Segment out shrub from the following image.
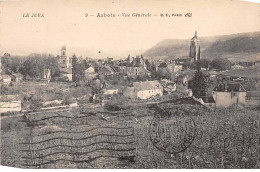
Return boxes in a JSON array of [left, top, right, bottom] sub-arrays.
[[62, 94, 74, 105], [104, 95, 130, 111], [29, 96, 43, 110], [1, 85, 8, 95]]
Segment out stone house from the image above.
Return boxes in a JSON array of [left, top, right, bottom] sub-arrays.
[[212, 83, 246, 108], [126, 66, 150, 77], [98, 66, 115, 76], [84, 66, 97, 80], [133, 80, 163, 99], [60, 68, 73, 81]]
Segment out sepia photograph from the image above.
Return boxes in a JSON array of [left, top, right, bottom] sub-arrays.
[[0, 0, 260, 169]]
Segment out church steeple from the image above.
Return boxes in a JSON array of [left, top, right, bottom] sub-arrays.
[[189, 31, 201, 62]]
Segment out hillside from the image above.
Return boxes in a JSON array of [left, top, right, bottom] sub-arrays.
[[222, 63, 260, 79], [144, 32, 260, 62]]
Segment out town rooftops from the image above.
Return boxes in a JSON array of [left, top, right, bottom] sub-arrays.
[[60, 68, 72, 74], [126, 66, 151, 75], [213, 83, 246, 92], [85, 66, 95, 73], [133, 80, 162, 92], [98, 66, 116, 74], [118, 61, 128, 66]]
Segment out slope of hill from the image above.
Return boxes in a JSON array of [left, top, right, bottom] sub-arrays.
[[223, 63, 260, 79], [144, 32, 260, 62]]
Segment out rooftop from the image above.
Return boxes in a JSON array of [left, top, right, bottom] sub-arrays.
[[213, 83, 246, 92], [201, 96, 215, 103], [133, 80, 162, 92]]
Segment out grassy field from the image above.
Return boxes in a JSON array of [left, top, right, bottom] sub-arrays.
[[1, 98, 260, 169]]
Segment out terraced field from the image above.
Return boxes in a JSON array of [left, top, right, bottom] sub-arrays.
[[1, 99, 260, 169]]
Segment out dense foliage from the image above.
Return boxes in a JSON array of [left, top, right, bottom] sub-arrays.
[[210, 58, 231, 71], [19, 55, 60, 78], [72, 55, 86, 82], [190, 70, 210, 98]]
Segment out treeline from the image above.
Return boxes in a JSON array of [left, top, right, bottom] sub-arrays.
[[180, 58, 232, 71], [1, 53, 60, 78]]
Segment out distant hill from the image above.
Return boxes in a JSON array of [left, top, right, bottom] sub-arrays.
[[144, 32, 260, 62]]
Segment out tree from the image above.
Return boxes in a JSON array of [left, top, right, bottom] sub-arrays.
[[210, 58, 231, 71], [19, 57, 44, 78], [43, 57, 60, 77], [198, 59, 211, 69], [155, 68, 173, 80], [190, 70, 210, 98], [72, 55, 78, 82], [182, 60, 192, 70], [242, 80, 257, 91], [72, 55, 85, 83], [19, 55, 59, 79]]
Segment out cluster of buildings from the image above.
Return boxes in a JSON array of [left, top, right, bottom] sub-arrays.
[[1, 31, 260, 112], [195, 81, 260, 109], [55, 42, 191, 82], [32, 45, 182, 102]]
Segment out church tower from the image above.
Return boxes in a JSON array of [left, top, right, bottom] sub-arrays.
[[60, 46, 71, 68], [189, 31, 201, 62]]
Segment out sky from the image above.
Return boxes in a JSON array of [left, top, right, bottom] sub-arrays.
[[0, 0, 260, 58]]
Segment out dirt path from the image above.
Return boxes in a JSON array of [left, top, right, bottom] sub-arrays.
[[0, 108, 70, 120]]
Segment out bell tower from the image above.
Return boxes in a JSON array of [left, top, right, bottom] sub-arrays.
[[189, 31, 201, 62], [60, 46, 68, 68], [61, 46, 66, 56]]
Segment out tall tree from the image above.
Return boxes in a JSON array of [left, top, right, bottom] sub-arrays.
[[191, 70, 209, 98], [72, 55, 85, 82], [72, 55, 78, 82]]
